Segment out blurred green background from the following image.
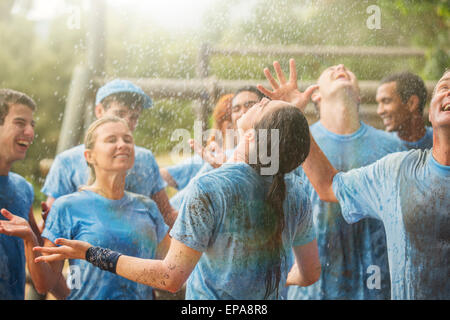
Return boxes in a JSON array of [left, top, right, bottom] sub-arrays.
[[0, 0, 448, 206]]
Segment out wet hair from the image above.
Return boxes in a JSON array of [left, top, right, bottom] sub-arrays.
[[250, 105, 310, 298], [380, 72, 428, 114], [207, 93, 234, 147], [80, 116, 131, 187], [0, 89, 36, 125], [232, 85, 267, 104], [99, 92, 145, 111]]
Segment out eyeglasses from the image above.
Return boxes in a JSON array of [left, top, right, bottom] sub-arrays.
[[231, 100, 259, 113]]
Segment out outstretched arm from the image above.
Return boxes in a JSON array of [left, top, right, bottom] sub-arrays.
[[34, 236, 202, 294], [0, 209, 69, 297], [302, 135, 339, 202]]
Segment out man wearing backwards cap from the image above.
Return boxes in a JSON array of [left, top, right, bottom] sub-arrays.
[[42, 79, 177, 228]]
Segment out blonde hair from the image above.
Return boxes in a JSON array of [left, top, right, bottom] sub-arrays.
[[80, 116, 130, 189]]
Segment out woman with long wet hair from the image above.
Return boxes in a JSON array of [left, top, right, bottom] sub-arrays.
[[34, 98, 321, 299]]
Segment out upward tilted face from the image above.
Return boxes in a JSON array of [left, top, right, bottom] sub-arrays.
[[0, 103, 35, 164], [86, 121, 135, 174], [237, 98, 290, 132], [231, 91, 262, 127], [429, 71, 450, 129], [315, 64, 360, 104]]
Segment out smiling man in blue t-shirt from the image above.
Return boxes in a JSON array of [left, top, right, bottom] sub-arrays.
[[300, 69, 450, 299], [0, 89, 55, 299], [376, 72, 433, 150]]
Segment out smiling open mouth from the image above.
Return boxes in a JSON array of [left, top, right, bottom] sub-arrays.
[[444, 104, 450, 111], [17, 140, 30, 147], [334, 73, 349, 81]]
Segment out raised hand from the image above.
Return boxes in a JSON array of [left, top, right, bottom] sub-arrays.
[[33, 238, 92, 263], [257, 58, 318, 112], [0, 208, 34, 241], [189, 139, 226, 169]]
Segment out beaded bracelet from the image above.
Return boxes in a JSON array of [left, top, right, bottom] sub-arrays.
[[85, 246, 122, 274]]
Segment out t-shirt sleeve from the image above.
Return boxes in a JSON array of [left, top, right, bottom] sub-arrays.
[[41, 155, 75, 198], [332, 152, 403, 224], [292, 192, 316, 247], [41, 199, 73, 244], [169, 181, 216, 252]]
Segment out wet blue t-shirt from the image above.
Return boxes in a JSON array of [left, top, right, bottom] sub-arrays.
[[42, 144, 166, 199], [288, 121, 405, 300], [332, 149, 449, 299], [170, 149, 235, 210], [0, 173, 34, 299], [388, 126, 433, 150], [42, 190, 168, 300], [170, 163, 315, 300]]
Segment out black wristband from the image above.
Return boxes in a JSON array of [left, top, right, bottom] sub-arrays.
[[85, 246, 122, 274]]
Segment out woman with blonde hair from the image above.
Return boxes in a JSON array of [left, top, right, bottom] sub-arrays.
[[1, 116, 170, 299]]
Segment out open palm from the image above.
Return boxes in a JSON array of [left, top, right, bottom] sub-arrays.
[[0, 208, 32, 240], [257, 58, 318, 112]]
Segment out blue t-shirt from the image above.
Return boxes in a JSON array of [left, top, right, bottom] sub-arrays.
[[166, 154, 205, 190], [388, 126, 433, 150], [0, 173, 34, 300], [332, 149, 449, 299], [42, 190, 169, 300], [288, 121, 406, 300], [170, 163, 315, 300], [170, 149, 236, 210], [42, 144, 166, 199]]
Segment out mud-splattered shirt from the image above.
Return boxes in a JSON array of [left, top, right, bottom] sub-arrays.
[[166, 154, 205, 190], [0, 173, 34, 300], [170, 149, 236, 210], [42, 190, 168, 300], [170, 162, 315, 300], [388, 126, 433, 150], [332, 149, 450, 299], [288, 121, 405, 300], [42, 144, 166, 199]]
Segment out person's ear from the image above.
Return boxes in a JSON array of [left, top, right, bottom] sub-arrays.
[[407, 95, 420, 113], [84, 149, 95, 166], [94, 104, 105, 119]]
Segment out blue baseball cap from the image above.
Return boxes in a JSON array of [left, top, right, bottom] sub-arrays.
[[95, 79, 153, 109]]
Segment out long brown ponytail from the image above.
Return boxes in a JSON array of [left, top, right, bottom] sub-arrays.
[[250, 105, 310, 298]]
